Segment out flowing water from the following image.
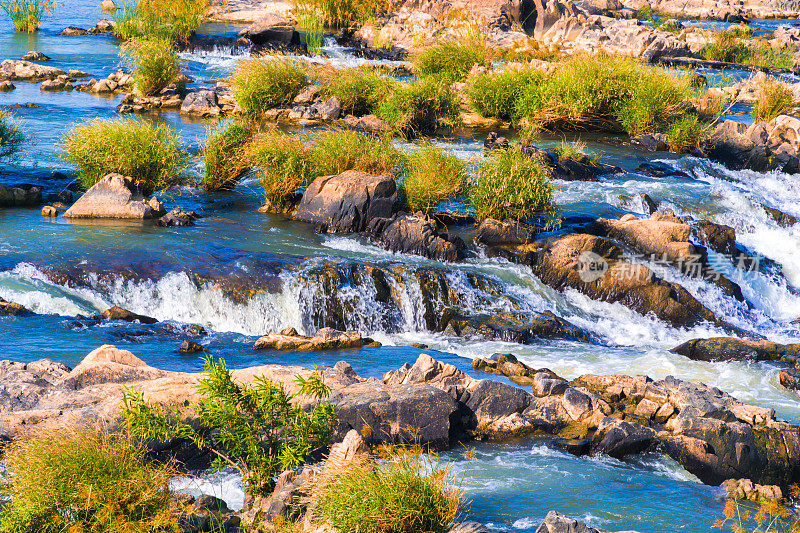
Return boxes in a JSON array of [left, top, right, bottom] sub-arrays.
[[2, 3, 800, 532]]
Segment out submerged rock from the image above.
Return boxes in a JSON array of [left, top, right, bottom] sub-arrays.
[[157, 208, 198, 227], [64, 174, 167, 220], [0, 297, 31, 317], [253, 327, 372, 351], [366, 213, 466, 261], [671, 337, 800, 362], [0, 183, 42, 207]]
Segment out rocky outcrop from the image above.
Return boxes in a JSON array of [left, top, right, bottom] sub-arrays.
[[295, 171, 399, 233], [475, 218, 538, 246], [180, 89, 222, 117], [535, 511, 616, 533], [700, 116, 800, 174], [64, 174, 167, 220], [101, 305, 158, 324], [722, 478, 782, 503], [0, 60, 66, 81], [0, 183, 42, 207], [253, 327, 373, 351], [238, 13, 298, 45], [366, 213, 466, 261], [622, 0, 799, 20], [440, 310, 591, 344], [471, 353, 556, 387], [0, 297, 31, 316], [671, 337, 800, 363], [780, 368, 800, 392]]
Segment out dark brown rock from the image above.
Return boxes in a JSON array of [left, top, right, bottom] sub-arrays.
[[366, 213, 465, 261], [671, 337, 800, 362], [475, 218, 537, 245], [102, 306, 158, 325], [0, 297, 31, 317]]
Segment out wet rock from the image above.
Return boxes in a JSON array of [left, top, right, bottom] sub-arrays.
[[441, 310, 591, 344], [253, 327, 371, 351], [341, 114, 391, 133], [591, 417, 656, 458], [64, 174, 167, 220], [522, 144, 621, 181], [535, 510, 614, 533], [0, 297, 31, 317], [691, 220, 738, 257], [239, 14, 298, 45], [484, 132, 509, 150], [157, 208, 198, 227], [449, 522, 494, 533], [475, 218, 538, 245], [471, 353, 551, 387], [41, 206, 59, 217], [671, 337, 800, 363], [634, 161, 690, 179], [102, 306, 158, 325], [180, 89, 221, 117], [61, 26, 89, 36], [295, 171, 399, 233], [631, 133, 669, 152], [0, 80, 14, 91], [21, 51, 50, 61], [722, 478, 782, 503], [179, 340, 205, 353], [366, 213, 466, 261], [763, 205, 798, 228], [0, 183, 42, 207], [779, 368, 800, 391]]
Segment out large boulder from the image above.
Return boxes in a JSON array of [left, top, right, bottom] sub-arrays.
[[671, 337, 800, 363], [253, 327, 372, 351], [701, 118, 800, 174], [64, 174, 166, 219], [535, 511, 618, 533], [180, 89, 221, 117], [0, 59, 66, 81], [295, 171, 399, 233], [238, 14, 298, 45], [0, 183, 42, 207], [366, 213, 466, 261], [475, 218, 537, 246]]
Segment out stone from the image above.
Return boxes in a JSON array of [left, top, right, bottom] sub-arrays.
[[366, 213, 466, 261], [535, 510, 611, 533], [179, 340, 205, 353], [295, 171, 399, 233], [722, 478, 783, 503], [61, 26, 89, 36], [0, 60, 65, 81], [780, 368, 800, 391], [484, 132, 509, 150], [157, 208, 197, 227], [180, 90, 221, 117], [763, 206, 798, 228], [41, 77, 72, 91], [0, 184, 42, 207], [692, 220, 738, 257], [239, 14, 298, 45], [102, 306, 158, 324], [101, 0, 117, 12], [449, 523, 494, 533], [21, 51, 49, 61], [671, 337, 800, 363], [0, 297, 31, 317], [94, 19, 115, 32], [41, 206, 59, 217], [475, 218, 537, 245], [321, 429, 370, 478], [0, 80, 14, 91], [341, 114, 391, 133], [631, 133, 669, 152], [253, 327, 371, 351], [64, 174, 167, 220]]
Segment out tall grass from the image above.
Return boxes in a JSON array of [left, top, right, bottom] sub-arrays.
[[296, 7, 325, 55], [700, 31, 795, 69], [667, 114, 705, 153], [413, 40, 488, 83], [322, 68, 398, 116], [0, 428, 178, 533], [752, 77, 795, 122], [114, 0, 206, 42], [232, 58, 308, 115], [468, 68, 544, 122], [403, 142, 465, 213], [614, 68, 690, 135], [377, 78, 460, 138], [61, 118, 184, 194], [309, 129, 405, 177], [0, 111, 24, 159], [121, 37, 180, 96], [204, 121, 252, 191], [291, 0, 390, 29], [0, 0, 54, 32], [469, 148, 556, 223], [249, 131, 311, 209]]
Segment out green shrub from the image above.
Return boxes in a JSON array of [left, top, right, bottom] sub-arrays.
[[0, 111, 24, 159], [377, 78, 460, 138], [114, 0, 206, 42], [313, 444, 461, 533], [232, 58, 308, 115], [657, 19, 682, 33], [122, 37, 180, 96], [614, 67, 690, 135], [61, 118, 183, 194], [699, 31, 749, 63], [468, 68, 544, 121], [667, 114, 704, 153], [292, 0, 389, 28], [309, 129, 405, 177], [413, 41, 488, 83], [322, 68, 398, 116], [248, 131, 311, 209], [296, 6, 324, 55], [124, 356, 335, 496], [204, 121, 252, 191], [0, 428, 178, 533], [469, 148, 556, 223], [403, 142, 465, 213], [752, 77, 795, 122], [0, 0, 54, 32]]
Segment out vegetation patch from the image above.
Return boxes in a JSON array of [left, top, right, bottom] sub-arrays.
[[204, 121, 253, 191], [699, 30, 795, 70], [248, 130, 311, 210], [232, 58, 308, 115], [468, 68, 544, 122], [0, 0, 54, 32], [0, 428, 178, 533], [291, 0, 390, 29], [752, 77, 795, 122], [403, 142, 465, 213], [322, 67, 398, 117], [0, 111, 24, 159], [309, 129, 406, 177], [296, 6, 324, 55], [61, 118, 183, 194], [667, 114, 705, 153], [413, 40, 488, 83], [121, 37, 180, 96], [114, 0, 207, 42], [377, 78, 460, 138]]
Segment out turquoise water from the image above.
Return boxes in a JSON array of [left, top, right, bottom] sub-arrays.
[[2, 3, 800, 532]]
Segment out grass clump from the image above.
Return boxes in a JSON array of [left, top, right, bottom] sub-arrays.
[[699, 31, 795, 70], [377, 78, 460, 138], [313, 444, 461, 533], [413, 41, 488, 83], [322, 68, 398, 116], [0, 0, 54, 32], [248, 131, 311, 209], [403, 142, 465, 213], [0, 428, 178, 533], [0, 111, 24, 159], [296, 7, 324, 55], [468, 68, 544, 122], [469, 148, 556, 223], [124, 355, 335, 495], [752, 77, 795, 122], [614, 67, 690, 135], [309, 129, 405, 177], [292, 0, 390, 28], [60, 118, 183, 194], [667, 114, 705, 153], [204, 121, 253, 191], [232, 58, 308, 115], [114, 0, 206, 42], [121, 37, 180, 96]]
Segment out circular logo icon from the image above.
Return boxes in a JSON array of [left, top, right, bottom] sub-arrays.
[[577, 251, 609, 283]]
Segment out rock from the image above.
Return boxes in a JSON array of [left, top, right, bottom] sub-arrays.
[[475, 218, 538, 245], [41, 77, 73, 91], [631, 133, 669, 152], [61, 26, 89, 36], [722, 478, 783, 502], [484, 132, 509, 150], [295, 171, 399, 233], [0, 184, 42, 207], [21, 51, 49, 61], [671, 337, 800, 363], [253, 327, 371, 351], [341, 114, 391, 133], [101, 0, 117, 12], [321, 429, 370, 478], [779, 368, 800, 391], [449, 523, 494, 533], [471, 354, 549, 387], [535, 511, 612, 533], [0, 80, 14, 91], [0, 297, 31, 317], [180, 90, 221, 117], [701, 117, 800, 174], [293, 85, 321, 105], [41, 206, 59, 217], [102, 306, 158, 325], [522, 144, 620, 181], [763, 206, 798, 228], [591, 417, 656, 458], [94, 19, 115, 32], [366, 213, 466, 261], [157, 208, 197, 227], [64, 174, 167, 220], [0, 60, 66, 81], [297, 96, 341, 121], [68, 69, 90, 78], [692, 220, 738, 257], [239, 14, 298, 45], [440, 310, 591, 344], [179, 340, 205, 353]]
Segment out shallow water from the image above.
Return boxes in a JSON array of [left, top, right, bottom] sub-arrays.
[[1, 4, 800, 532]]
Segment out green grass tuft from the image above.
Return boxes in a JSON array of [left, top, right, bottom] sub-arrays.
[[248, 130, 311, 209], [752, 77, 795, 122], [322, 68, 399, 117], [204, 121, 253, 191], [113, 0, 206, 42], [232, 58, 308, 115], [403, 142, 465, 213], [291, 0, 390, 29], [121, 37, 180, 96], [413, 40, 488, 83], [0, 0, 54, 32], [309, 129, 405, 177], [667, 114, 704, 153], [377, 78, 460, 139], [468, 68, 544, 122], [60, 117, 184, 194], [0, 111, 24, 159]]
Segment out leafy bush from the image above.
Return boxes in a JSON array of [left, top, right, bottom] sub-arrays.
[[204, 121, 252, 191], [469, 148, 556, 223], [667, 114, 704, 153], [0, 111, 24, 159], [322, 68, 398, 116], [0, 428, 177, 533], [291, 0, 389, 28], [377, 78, 460, 138], [309, 129, 405, 177], [468, 68, 544, 121], [248, 131, 311, 209], [413, 41, 488, 83], [313, 444, 461, 533], [752, 77, 795, 122], [699, 30, 750, 63], [114, 0, 206, 42], [613, 67, 690, 135], [61, 118, 183, 194], [403, 142, 465, 213], [121, 37, 180, 96], [0, 0, 54, 32], [124, 356, 335, 495], [232, 58, 308, 115]]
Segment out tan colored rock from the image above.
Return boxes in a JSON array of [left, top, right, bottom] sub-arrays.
[[64, 174, 167, 220], [253, 327, 370, 351]]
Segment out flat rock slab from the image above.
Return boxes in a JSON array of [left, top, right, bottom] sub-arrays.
[[64, 174, 166, 220], [253, 327, 370, 351]]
